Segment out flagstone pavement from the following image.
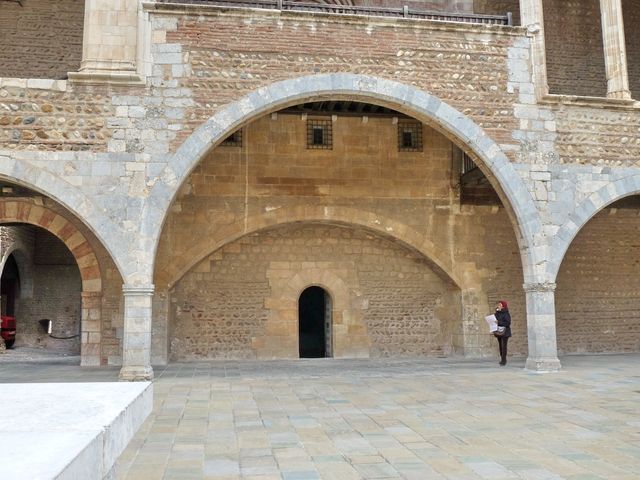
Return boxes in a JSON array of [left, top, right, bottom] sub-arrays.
[[1, 354, 639, 479]]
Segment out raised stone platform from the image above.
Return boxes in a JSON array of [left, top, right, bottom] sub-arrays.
[[0, 382, 152, 480]]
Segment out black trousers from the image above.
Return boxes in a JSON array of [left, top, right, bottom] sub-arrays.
[[496, 336, 509, 363]]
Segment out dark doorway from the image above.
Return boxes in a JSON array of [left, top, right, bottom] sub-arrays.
[[1, 254, 20, 316], [298, 286, 332, 358]]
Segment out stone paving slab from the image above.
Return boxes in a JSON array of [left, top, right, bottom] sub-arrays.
[[2, 354, 639, 479], [0, 382, 152, 480]]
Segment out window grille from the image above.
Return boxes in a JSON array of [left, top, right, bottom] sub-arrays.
[[221, 129, 242, 147], [398, 121, 423, 152], [307, 119, 332, 149]]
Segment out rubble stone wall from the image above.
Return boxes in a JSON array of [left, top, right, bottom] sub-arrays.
[[556, 206, 640, 354]]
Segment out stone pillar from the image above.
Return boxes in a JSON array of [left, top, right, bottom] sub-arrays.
[[599, 0, 631, 99], [519, 0, 549, 98], [80, 291, 103, 367], [524, 282, 561, 372], [68, 0, 142, 84], [119, 285, 154, 381]]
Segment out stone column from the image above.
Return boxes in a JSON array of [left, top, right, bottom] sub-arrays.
[[119, 285, 154, 381], [80, 291, 102, 367], [599, 0, 631, 99], [524, 282, 561, 372], [68, 0, 142, 84], [519, 0, 549, 98]]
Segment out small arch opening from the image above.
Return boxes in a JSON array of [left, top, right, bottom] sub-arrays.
[[298, 286, 332, 358]]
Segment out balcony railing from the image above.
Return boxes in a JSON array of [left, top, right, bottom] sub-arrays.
[[156, 0, 513, 26]]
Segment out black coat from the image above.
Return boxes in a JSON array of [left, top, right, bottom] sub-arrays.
[[495, 309, 512, 338]]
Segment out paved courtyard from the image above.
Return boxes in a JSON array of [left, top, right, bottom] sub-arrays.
[[1, 354, 639, 479]]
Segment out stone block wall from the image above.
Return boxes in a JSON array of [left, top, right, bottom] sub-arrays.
[[556, 205, 640, 354], [543, 0, 607, 97], [170, 223, 460, 360], [0, 0, 84, 80]]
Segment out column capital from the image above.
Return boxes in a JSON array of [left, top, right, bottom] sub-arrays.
[[523, 282, 557, 293], [123, 284, 155, 296]]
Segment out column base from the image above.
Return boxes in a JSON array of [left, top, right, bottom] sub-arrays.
[[119, 365, 154, 382], [525, 356, 561, 373]]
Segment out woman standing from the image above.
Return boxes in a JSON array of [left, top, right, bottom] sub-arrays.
[[495, 300, 512, 366]]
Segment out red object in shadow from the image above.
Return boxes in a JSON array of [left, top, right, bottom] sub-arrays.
[[1, 315, 16, 348]]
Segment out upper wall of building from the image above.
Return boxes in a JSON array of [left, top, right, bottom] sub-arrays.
[[0, 0, 84, 80], [543, 0, 607, 97]]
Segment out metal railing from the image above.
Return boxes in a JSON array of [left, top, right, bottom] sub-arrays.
[[156, 0, 513, 26]]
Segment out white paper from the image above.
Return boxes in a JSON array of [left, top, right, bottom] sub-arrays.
[[485, 314, 498, 333]]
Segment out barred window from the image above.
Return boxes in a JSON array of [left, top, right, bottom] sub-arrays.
[[398, 121, 423, 152], [221, 130, 242, 147], [307, 119, 332, 149]]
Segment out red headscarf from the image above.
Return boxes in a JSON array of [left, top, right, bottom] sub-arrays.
[[499, 300, 508, 310]]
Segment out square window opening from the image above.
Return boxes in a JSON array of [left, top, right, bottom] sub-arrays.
[[307, 119, 332, 149], [398, 121, 423, 152]]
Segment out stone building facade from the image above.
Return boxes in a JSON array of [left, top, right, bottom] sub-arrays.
[[0, 0, 638, 379]]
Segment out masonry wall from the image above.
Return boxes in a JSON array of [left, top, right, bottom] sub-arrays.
[[623, 0, 640, 100], [170, 224, 460, 360], [556, 206, 640, 354], [0, 0, 84, 80], [156, 113, 528, 361], [543, 0, 607, 97]]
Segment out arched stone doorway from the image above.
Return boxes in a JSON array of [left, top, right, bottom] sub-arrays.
[[0, 196, 123, 366], [0, 227, 82, 354], [149, 73, 548, 370], [298, 286, 332, 358], [555, 195, 640, 354]]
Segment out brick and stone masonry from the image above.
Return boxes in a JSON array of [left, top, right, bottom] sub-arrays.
[[0, 0, 639, 378]]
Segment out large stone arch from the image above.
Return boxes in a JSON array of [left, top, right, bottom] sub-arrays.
[[148, 73, 543, 283], [156, 205, 465, 290], [0, 161, 129, 282], [0, 200, 105, 365], [549, 175, 640, 281]]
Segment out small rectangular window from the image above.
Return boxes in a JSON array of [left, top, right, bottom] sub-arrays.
[[307, 119, 332, 149], [221, 130, 242, 147], [398, 121, 423, 152]]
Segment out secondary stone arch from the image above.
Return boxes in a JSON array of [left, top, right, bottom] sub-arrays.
[[0, 201, 101, 292], [157, 205, 465, 291], [149, 73, 543, 282], [0, 200, 107, 365], [549, 175, 640, 281]]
